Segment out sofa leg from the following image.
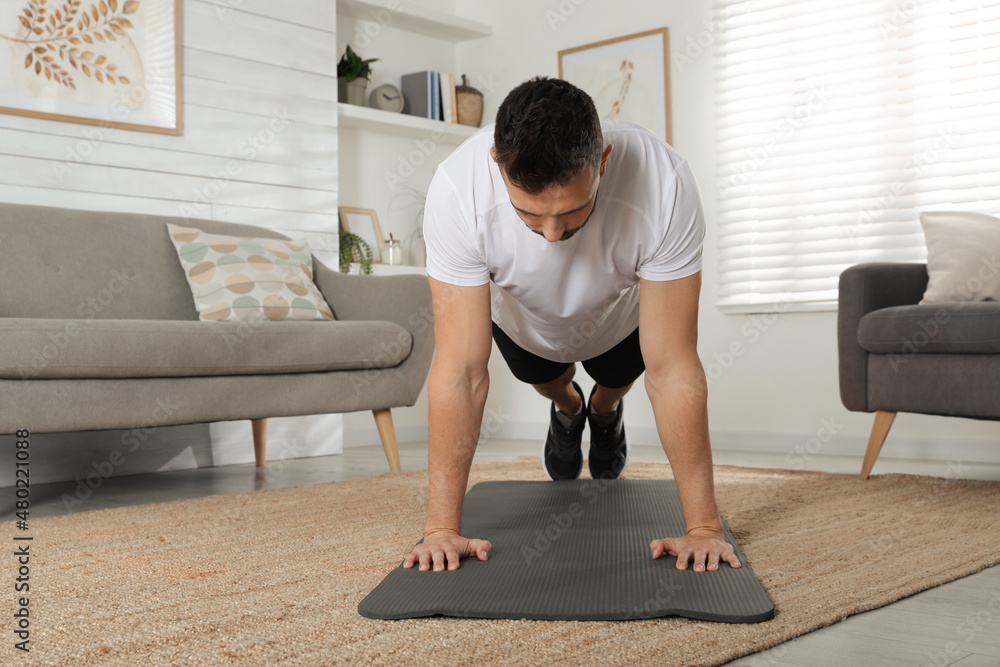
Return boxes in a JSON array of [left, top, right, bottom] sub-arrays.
[[252, 418, 267, 468], [372, 409, 402, 473], [860, 411, 896, 480]]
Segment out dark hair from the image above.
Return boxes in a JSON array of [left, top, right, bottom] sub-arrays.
[[493, 76, 604, 194]]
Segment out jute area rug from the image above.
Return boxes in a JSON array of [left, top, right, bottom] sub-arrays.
[[10, 456, 1000, 666]]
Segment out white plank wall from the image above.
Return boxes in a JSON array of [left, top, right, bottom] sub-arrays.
[[0, 0, 339, 243], [0, 0, 344, 485]]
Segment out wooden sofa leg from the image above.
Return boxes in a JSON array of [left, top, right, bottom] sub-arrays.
[[252, 418, 267, 467], [860, 411, 896, 480], [373, 408, 402, 473]]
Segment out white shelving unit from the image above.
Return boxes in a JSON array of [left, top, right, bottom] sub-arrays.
[[337, 0, 491, 42], [335, 0, 491, 267], [337, 102, 478, 142]]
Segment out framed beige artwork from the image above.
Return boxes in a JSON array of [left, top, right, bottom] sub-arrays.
[[558, 27, 671, 144], [0, 0, 183, 134]]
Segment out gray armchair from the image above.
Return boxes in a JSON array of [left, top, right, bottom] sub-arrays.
[[838, 263, 1000, 478]]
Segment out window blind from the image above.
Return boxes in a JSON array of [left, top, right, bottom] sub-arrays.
[[713, 0, 1000, 312]]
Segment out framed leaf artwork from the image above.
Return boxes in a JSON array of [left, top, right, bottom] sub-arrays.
[[0, 0, 183, 135], [558, 28, 671, 144]]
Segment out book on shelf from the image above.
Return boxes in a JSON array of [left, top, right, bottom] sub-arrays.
[[401, 70, 460, 123], [431, 71, 441, 121], [401, 71, 433, 119], [442, 73, 458, 123]]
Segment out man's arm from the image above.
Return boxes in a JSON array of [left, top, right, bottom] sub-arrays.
[[639, 272, 740, 572], [402, 277, 494, 572]]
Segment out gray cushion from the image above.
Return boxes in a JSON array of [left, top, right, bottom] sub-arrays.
[[858, 303, 1000, 354], [868, 354, 1000, 419], [0, 319, 411, 380]]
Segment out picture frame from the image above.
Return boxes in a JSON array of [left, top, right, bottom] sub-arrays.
[[558, 27, 671, 144], [0, 0, 183, 135], [339, 207, 384, 263]]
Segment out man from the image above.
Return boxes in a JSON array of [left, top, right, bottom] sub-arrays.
[[403, 77, 740, 575]]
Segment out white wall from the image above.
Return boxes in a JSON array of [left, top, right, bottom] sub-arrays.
[[336, 0, 490, 447], [0, 0, 344, 485], [441, 0, 999, 469]]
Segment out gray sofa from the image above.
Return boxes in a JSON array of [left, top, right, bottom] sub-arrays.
[[838, 263, 1000, 478], [0, 203, 434, 473]]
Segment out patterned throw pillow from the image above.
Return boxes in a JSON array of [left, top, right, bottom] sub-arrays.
[[166, 224, 335, 322]]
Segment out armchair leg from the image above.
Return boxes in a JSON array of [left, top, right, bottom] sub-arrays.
[[252, 418, 267, 467], [860, 411, 896, 480], [373, 408, 402, 473]]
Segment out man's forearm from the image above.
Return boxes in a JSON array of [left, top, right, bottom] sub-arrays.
[[424, 365, 489, 536], [645, 362, 723, 534]]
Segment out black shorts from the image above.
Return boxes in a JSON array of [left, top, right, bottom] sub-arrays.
[[491, 322, 645, 388]]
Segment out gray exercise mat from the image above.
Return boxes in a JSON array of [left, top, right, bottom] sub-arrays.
[[358, 479, 774, 623]]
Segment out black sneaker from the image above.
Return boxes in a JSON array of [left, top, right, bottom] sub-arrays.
[[587, 385, 629, 480], [542, 380, 587, 480]]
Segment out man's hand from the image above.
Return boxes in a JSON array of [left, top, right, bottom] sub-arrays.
[[650, 528, 741, 572], [402, 529, 492, 572]]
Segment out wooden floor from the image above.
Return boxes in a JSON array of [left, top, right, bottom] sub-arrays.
[[5, 438, 1000, 666]]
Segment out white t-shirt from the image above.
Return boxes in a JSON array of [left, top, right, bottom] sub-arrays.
[[424, 120, 705, 363]]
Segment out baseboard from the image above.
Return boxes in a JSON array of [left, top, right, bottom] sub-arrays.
[[710, 429, 1000, 466], [343, 420, 1000, 467], [0, 414, 344, 487]]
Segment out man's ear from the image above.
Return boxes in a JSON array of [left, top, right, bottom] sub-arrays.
[[490, 147, 497, 162], [599, 144, 614, 177]]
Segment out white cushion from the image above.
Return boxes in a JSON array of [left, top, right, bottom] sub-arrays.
[[919, 211, 1000, 304], [166, 224, 335, 322]]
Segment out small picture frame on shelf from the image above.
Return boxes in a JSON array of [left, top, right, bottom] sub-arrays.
[[339, 207, 384, 263]]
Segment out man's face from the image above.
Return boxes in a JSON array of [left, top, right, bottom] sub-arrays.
[[492, 144, 613, 243]]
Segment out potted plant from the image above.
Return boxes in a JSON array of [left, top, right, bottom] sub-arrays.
[[337, 45, 379, 106], [340, 231, 374, 275]]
